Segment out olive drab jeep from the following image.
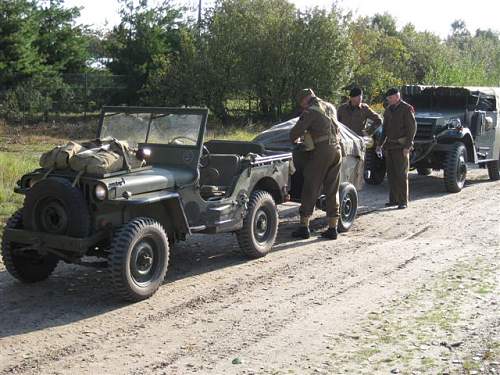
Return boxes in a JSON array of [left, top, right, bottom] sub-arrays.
[[1, 107, 294, 301], [364, 85, 500, 191]]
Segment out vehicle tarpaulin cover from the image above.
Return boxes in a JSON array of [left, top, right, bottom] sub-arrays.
[[253, 117, 366, 189]]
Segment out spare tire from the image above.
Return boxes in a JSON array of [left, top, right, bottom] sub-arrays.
[[23, 178, 91, 238]]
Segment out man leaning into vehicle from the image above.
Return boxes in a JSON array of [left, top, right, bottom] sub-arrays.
[[290, 89, 343, 240]]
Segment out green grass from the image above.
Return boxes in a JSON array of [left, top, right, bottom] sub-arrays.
[[0, 151, 40, 223]]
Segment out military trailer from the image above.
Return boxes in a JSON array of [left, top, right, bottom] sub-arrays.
[[2, 107, 296, 301], [364, 85, 500, 192]]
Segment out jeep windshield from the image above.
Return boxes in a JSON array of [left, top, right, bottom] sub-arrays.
[[99, 107, 207, 148]]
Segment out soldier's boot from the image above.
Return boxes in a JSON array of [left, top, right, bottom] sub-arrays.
[[292, 216, 311, 239], [321, 217, 338, 240]]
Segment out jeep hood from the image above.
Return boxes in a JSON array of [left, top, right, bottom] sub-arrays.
[[103, 166, 195, 199]]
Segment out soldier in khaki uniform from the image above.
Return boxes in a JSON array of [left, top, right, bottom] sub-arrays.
[[337, 87, 382, 136], [377, 88, 417, 209], [290, 89, 343, 240]]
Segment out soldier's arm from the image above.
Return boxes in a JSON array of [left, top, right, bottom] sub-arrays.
[[289, 111, 312, 143], [365, 105, 382, 127], [403, 107, 417, 149], [377, 111, 388, 147], [337, 106, 344, 123]]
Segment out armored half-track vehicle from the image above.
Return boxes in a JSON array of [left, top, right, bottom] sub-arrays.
[[364, 85, 500, 192], [2, 107, 294, 301]]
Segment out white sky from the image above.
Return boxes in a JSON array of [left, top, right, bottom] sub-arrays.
[[67, 0, 499, 38]]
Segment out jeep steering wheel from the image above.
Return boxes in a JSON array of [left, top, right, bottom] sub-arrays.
[[200, 145, 210, 168], [169, 136, 198, 145]]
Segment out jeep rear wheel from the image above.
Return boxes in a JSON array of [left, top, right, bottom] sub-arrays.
[[237, 190, 278, 259], [338, 183, 358, 233], [444, 142, 467, 193], [364, 150, 386, 185], [109, 218, 169, 301], [1, 210, 59, 283], [487, 154, 500, 181]]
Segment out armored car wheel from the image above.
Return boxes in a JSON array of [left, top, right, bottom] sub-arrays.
[[109, 217, 169, 301], [487, 154, 500, 181], [444, 142, 467, 193], [237, 190, 278, 259], [1, 210, 59, 283], [338, 183, 358, 233], [364, 150, 386, 185]]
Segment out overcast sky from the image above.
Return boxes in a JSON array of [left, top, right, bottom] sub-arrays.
[[66, 0, 499, 38]]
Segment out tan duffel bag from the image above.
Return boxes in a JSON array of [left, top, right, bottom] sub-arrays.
[[40, 141, 85, 169], [69, 147, 124, 175]]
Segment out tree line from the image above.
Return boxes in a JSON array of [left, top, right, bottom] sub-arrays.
[[1, 0, 499, 123]]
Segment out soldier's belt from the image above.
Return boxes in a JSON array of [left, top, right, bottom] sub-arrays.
[[387, 137, 407, 145]]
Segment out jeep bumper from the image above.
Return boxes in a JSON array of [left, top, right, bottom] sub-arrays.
[[3, 228, 110, 255]]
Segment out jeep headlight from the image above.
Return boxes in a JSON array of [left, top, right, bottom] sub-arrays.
[[446, 118, 462, 129], [94, 184, 107, 200]]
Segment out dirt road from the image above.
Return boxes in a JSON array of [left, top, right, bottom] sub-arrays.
[[1, 169, 499, 375]]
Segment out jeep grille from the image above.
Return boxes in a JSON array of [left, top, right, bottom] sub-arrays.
[[415, 122, 434, 140]]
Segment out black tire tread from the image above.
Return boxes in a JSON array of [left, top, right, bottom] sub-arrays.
[[109, 217, 169, 302], [236, 190, 278, 259], [444, 142, 467, 193], [487, 157, 500, 181], [1, 209, 59, 282]]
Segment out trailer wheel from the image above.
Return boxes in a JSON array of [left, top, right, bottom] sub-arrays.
[[338, 183, 358, 233], [237, 190, 278, 259], [487, 154, 499, 181], [444, 142, 467, 193], [109, 217, 169, 301], [364, 149, 386, 185], [1, 210, 59, 283]]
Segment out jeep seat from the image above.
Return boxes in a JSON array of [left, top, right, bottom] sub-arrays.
[[204, 140, 265, 156], [199, 154, 242, 199]]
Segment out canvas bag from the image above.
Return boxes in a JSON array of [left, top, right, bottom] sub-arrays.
[[39, 141, 85, 169], [69, 146, 124, 175]]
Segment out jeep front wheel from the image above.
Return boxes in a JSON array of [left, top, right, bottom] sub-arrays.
[[237, 190, 278, 259], [1, 210, 59, 283], [444, 142, 467, 193], [109, 218, 169, 301]]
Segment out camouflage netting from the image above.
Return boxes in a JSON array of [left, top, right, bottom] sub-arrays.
[[40, 138, 145, 175]]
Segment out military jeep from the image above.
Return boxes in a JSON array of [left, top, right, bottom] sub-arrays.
[[1, 107, 293, 301], [364, 85, 500, 192]]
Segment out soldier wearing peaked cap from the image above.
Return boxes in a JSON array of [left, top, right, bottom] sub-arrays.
[[290, 89, 343, 240], [377, 87, 417, 209]]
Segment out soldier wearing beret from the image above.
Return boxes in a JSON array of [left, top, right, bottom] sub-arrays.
[[290, 89, 343, 240], [377, 88, 417, 209], [337, 87, 382, 136]]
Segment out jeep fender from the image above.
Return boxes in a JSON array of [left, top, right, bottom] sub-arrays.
[[436, 128, 477, 163], [113, 191, 191, 237]]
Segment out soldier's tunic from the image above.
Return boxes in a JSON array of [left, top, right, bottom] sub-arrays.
[[337, 102, 382, 136], [289, 97, 342, 219], [381, 100, 417, 205]]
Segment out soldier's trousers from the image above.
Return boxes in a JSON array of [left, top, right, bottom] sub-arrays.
[[300, 143, 342, 219], [384, 148, 410, 204]]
